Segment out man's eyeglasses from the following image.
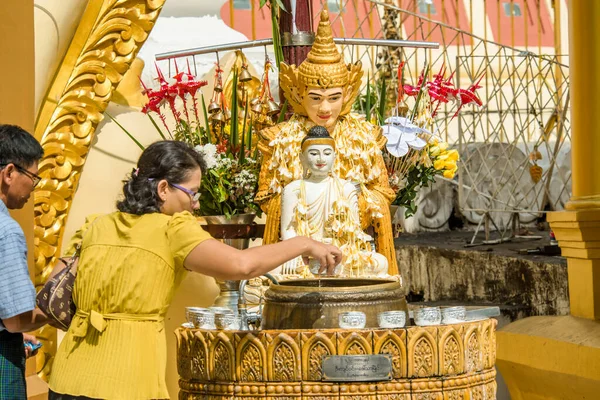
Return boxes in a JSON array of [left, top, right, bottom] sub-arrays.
[[169, 182, 201, 203], [0, 163, 41, 187]]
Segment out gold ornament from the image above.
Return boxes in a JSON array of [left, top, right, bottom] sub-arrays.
[[266, 99, 280, 115], [239, 65, 253, 83], [529, 164, 543, 183], [250, 56, 278, 131], [529, 149, 543, 161], [176, 320, 497, 398], [298, 10, 348, 88], [279, 9, 363, 117], [223, 51, 261, 117], [211, 111, 226, 123], [208, 101, 221, 114], [251, 99, 263, 114], [300, 137, 336, 151]]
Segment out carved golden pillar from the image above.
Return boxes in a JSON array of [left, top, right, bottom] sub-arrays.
[[32, 0, 166, 381], [498, 2, 600, 398], [547, 0, 600, 320]]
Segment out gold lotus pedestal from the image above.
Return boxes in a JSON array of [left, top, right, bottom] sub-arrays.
[[175, 318, 497, 399]]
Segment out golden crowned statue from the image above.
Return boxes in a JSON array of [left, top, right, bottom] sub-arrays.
[[256, 9, 398, 275]]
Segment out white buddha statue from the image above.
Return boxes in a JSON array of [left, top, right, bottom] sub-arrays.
[[279, 126, 389, 278]]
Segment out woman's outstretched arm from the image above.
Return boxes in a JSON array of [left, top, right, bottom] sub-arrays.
[[184, 236, 341, 280]]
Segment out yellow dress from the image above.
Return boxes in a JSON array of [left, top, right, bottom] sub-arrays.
[[49, 211, 212, 399]]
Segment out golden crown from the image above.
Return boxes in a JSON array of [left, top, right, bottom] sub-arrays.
[[279, 10, 363, 116], [298, 10, 348, 88]]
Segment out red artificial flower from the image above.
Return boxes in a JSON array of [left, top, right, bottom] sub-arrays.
[[216, 139, 229, 154], [397, 62, 406, 103], [452, 74, 484, 118], [141, 96, 163, 115]]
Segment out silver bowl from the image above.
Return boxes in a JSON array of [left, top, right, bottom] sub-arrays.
[[185, 307, 209, 322], [338, 311, 367, 329], [185, 307, 210, 324], [189, 311, 215, 329], [215, 313, 241, 330], [414, 307, 442, 326], [442, 306, 467, 324], [210, 306, 235, 316], [377, 310, 406, 328], [308, 259, 342, 276]]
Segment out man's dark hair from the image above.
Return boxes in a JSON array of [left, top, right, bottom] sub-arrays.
[[117, 140, 207, 215], [0, 124, 44, 167]]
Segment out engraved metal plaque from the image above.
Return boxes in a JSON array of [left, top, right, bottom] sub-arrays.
[[321, 355, 393, 382]]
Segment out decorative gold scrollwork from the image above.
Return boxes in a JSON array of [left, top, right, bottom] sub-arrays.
[[34, 0, 165, 287]]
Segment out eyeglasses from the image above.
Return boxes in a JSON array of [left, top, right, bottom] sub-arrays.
[[0, 163, 41, 187], [169, 182, 201, 203]]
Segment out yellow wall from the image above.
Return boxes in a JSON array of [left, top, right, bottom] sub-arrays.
[[33, 0, 87, 115]]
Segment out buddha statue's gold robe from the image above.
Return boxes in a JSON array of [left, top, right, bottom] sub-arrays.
[[256, 113, 399, 275]]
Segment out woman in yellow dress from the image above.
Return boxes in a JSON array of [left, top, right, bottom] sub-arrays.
[[47, 140, 341, 400]]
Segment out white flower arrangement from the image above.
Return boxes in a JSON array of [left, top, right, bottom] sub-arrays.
[[194, 144, 219, 169]]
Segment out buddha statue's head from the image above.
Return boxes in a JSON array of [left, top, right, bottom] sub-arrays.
[[280, 10, 363, 131], [300, 125, 336, 178]]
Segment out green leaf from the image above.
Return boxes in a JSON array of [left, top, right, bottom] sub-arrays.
[[240, 92, 250, 163], [270, 5, 284, 67], [374, 109, 383, 127], [105, 112, 145, 150], [410, 63, 430, 122], [147, 114, 167, 140], [273, 0, 287, 12], [218, 186, 227, 202], [177, 119, 193, 144], [247, 121, 253, 154], [229, 68, 239, 153], [378, 78, 387, 124], [365, 73, 371, 121], [201, 93, 212, 144], [277, 100, 288, 123]]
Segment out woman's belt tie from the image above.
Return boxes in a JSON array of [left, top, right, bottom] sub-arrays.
[[71, 309, 164, 337]]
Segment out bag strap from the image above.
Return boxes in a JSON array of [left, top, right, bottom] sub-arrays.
[[70, 242, 83, 259], [66, 216, 101, 260]]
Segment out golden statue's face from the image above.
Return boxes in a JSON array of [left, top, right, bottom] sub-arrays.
[[302, 87, 344, 131]]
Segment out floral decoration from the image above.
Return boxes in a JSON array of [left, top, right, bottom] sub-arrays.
[[119, 59, 267, 218], [379, 63, 483, 217]]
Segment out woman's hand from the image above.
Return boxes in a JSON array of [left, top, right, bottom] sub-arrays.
[[301, 238, 343, 275]]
